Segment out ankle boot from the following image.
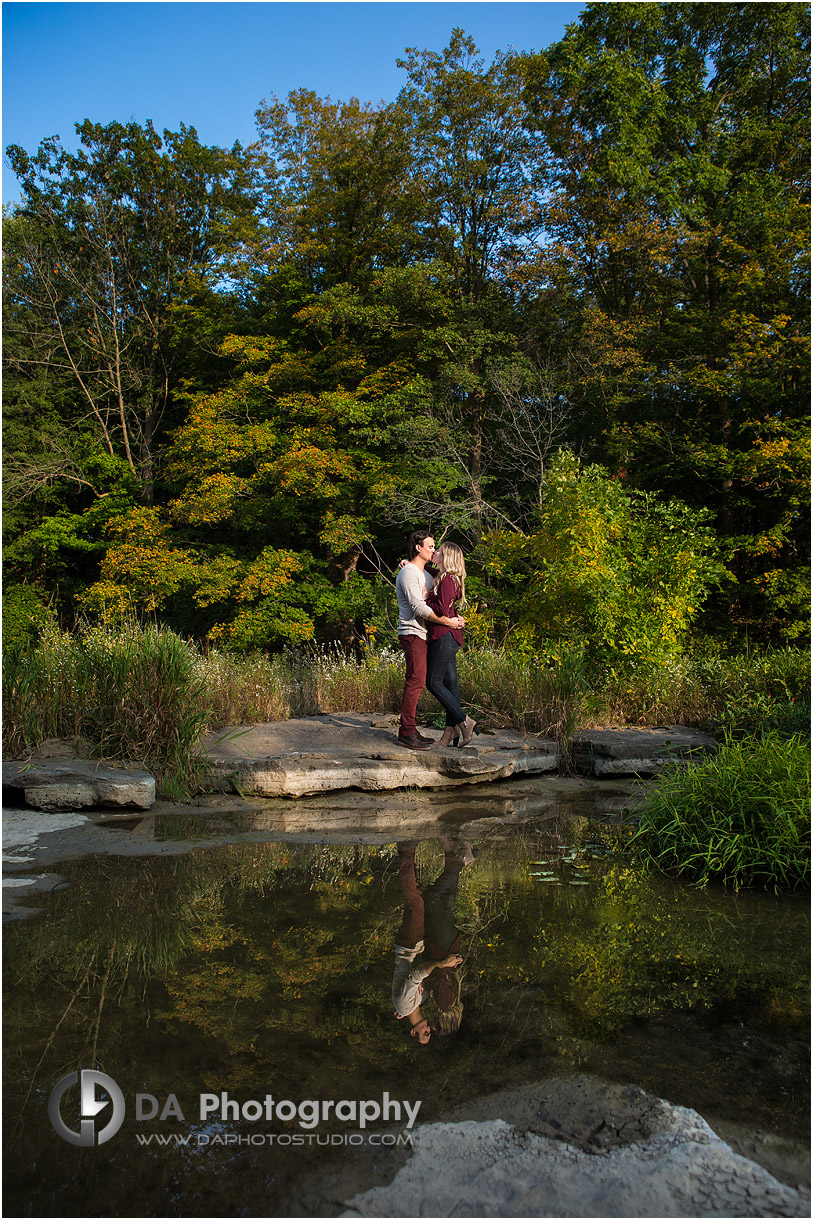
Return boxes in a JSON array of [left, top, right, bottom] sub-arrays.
[[458, 716, 482, 747]]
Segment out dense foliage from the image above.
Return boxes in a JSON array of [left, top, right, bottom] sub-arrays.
[[4, 4, 810, 662]]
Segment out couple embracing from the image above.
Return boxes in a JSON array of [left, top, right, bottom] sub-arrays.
[[395, 530, 480, 751]]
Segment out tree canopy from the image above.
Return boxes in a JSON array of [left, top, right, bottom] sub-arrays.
[[4, 4, 809, 660]]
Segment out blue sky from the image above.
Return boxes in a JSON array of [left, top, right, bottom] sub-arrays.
[[3, 1, 585, 204]]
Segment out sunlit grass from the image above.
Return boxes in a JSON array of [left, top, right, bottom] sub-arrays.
[[3, 621, 209, 798], [4, 622, 808, 805], [631, 731, 810, 891], [586, 648, 810, 736]]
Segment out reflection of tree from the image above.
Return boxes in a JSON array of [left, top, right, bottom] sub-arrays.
[[454, 852, 809, 1039], [4, 831, 808, 1178]]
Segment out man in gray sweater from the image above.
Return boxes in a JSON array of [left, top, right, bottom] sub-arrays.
[[395, 531, 464, 749]]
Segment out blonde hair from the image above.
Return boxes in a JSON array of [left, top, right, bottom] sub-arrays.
[[427, 974, 464, 1037], [434, 543, 467, 609]]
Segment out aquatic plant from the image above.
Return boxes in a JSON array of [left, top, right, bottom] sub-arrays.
[[630, 731, 811, 891]]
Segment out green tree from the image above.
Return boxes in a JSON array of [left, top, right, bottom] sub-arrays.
[[251, 89, 427, 291], [522, 1, 810, 640], [485, 450, 724, 669], [395, 30, 547, 529], [4, 120, 255, 506]]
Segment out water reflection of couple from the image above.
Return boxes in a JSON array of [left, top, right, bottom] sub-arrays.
[[391, 839, 474, 1045], [395, 531, 481, 751]]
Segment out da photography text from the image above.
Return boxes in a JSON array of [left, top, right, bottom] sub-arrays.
[[141, 1090, 422, 1129], [48, 1072, 421, 1148]]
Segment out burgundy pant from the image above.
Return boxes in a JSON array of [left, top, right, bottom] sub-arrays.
[[396, 845, 463, 959], [399, 634, 427, 735]]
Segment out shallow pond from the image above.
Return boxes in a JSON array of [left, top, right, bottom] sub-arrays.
[[3, 791, 809, 1217]]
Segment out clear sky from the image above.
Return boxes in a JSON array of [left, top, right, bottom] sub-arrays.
[[2, 0, 586, 204]]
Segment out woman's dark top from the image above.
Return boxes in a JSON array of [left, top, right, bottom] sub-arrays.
[[426, 574, 464, 646]]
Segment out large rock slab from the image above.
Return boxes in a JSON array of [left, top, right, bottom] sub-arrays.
[[3, 760, 155, 811], [1, 721, 717, 808], [342, 1077, 809, 1218], [201, 714, 559, 798], [570, 725, 717, 777], [200, 715, 717, 796]]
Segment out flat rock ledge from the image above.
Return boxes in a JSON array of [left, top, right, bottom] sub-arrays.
[[200, 714, 716, 799], [2, 718, 717, 808], [200, 714, 557, 799], [3, 760, 155, 812], [341, 1077, 809, 1219], [570, 725, 718, 777]]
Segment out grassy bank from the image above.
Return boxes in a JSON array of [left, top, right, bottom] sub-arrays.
[[631, 732, 810, 892], [3, 621, 809, 799]]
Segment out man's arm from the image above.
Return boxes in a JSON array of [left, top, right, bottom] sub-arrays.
[[401, 567, 463, 627]]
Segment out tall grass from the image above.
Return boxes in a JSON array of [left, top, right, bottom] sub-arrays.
[[3, 622, 210, 798], [286, 644, 406, 716], [194, 650, 292, 724], [631, 731, 811, 891], [3, 630, 84, 748], [588, 648, 810, 736], [4, 621, 808, 801], [457, 647, 584, 750]]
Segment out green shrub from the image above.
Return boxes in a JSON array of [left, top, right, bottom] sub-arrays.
[[484, 451, 724, 671], [631, 731, 810, 891], [2, 585, 55, 651]]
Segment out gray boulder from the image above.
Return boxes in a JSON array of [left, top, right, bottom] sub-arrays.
[[3, 760, 156, 811]]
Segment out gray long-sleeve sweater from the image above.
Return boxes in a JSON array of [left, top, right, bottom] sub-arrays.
[[396, 563, 435, 640]]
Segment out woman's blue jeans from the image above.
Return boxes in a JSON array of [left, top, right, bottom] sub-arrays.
[[425, 633, 465, 727]]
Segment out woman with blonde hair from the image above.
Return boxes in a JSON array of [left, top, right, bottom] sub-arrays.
[[425, 542, 480, 748]]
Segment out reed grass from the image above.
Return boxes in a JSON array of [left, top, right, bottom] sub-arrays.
[[194, 650, 292, 724], [4, 620, 808, 803], [587, 648, 809, 736], [631, 731, 811, 891], [3, 621, 210, 798], [457, 647, 584, 750]]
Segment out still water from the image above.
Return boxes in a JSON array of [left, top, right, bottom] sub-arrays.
[[3, 794, 809, 1217]]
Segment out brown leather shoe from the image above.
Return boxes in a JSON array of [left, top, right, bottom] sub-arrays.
[[397, 733, 431, 750], [414, 729, 435, 744]]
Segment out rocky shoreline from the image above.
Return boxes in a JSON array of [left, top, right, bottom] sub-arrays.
[[3, 714, 716, 810]]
